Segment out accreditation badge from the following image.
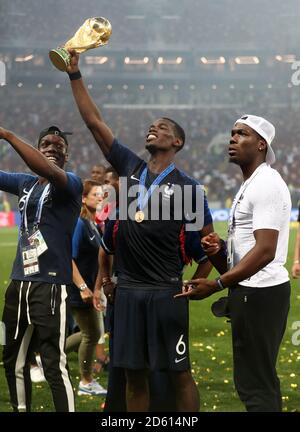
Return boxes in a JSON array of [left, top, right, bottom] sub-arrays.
[[28, 229, 48, 257], [22, 245, 40, 276]]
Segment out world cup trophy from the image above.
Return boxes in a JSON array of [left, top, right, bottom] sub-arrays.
[[49, 17, 112, 72]]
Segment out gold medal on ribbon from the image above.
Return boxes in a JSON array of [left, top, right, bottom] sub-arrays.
[[49, 17, 112, 71], [135, 210, 145, 223]]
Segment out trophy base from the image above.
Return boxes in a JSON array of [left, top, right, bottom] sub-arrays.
[[49, 48, 70, 72]]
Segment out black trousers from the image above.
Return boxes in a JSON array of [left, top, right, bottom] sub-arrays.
[[228, 281, 290, 412], [2, 280, 75, 412]]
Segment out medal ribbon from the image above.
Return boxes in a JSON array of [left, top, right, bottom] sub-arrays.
[[22, 182, 51, 234], [137, 163, 175, 211]]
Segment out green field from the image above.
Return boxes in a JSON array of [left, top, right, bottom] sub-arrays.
[[0, 223, 299, 412]]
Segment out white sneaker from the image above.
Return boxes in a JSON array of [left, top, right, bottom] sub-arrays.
[[78, 379, 107, 396], [30, 366, 46, 383]]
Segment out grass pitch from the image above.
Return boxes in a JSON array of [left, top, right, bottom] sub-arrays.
[[0, 223, 299, 412]]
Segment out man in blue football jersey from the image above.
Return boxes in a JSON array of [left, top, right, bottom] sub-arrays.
[[65, 50, 217, 412], [0, 125, 82, 412], [94, 218, 212, 412]]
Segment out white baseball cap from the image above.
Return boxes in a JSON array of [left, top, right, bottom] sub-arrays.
[[235, 114, 276, 165]]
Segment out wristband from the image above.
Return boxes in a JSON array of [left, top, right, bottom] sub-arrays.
[[215, 277, 226, 291], [79, 283, 87, 292], [68, 70, 82, 81]]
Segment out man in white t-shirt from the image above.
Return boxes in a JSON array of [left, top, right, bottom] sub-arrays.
[[176, 115, 291, 412]]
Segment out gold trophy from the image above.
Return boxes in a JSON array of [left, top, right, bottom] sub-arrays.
[[49, 17, 112, 71]]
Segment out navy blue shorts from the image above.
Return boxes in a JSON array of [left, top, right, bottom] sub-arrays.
[[112, 286, 190, 371]]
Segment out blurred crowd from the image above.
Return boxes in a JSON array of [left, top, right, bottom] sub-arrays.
[[1, 84, 300, 209], [1, 0, 299, 51]]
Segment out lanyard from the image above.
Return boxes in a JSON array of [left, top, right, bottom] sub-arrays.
[[22, 182, 51, 234], [137, 163, 175, 211], [228, 163, 266, 234]]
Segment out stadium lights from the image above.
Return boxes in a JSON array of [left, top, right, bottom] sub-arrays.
[[275, 54, 296, 63], [85, 56, 108, 65], [15, 54, 34, 62], [201, 56, 226, 64], [124, 57, 149, 65], [157, 57, 183, 65], [235, 56, 260, 65]]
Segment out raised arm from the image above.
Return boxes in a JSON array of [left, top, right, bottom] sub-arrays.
[[0, 127, 68, 188], [66, 50, 114, 157]]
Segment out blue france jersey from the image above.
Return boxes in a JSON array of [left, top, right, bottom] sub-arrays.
[[0, 171, 83, 284], [101, 218, 208, 266], [106, 139, 212, 284]]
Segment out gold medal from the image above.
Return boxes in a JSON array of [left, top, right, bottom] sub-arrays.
[[135, 210, 145, 223]]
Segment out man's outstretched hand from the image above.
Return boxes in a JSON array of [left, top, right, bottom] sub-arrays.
[[174, 278, 218, 300]]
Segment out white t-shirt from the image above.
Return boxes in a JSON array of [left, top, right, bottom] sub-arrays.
[[230, 163, 291, 288]]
